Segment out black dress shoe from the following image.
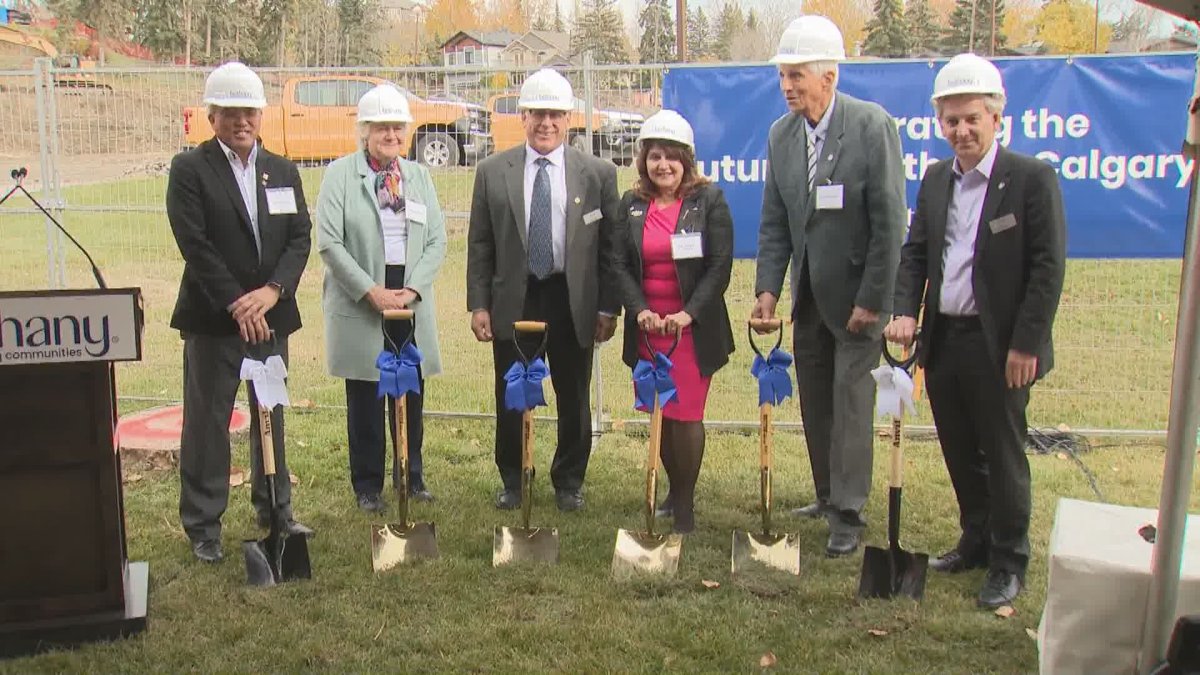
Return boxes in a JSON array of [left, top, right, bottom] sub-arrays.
[[555, 490, 585, 512], [791, 501, 827, 519], [977, 570, 1023, 608], [930, 548, 988, 573], [192, 539, 223, 563], [357, 493, 386, 514], [825, 530, 861, 557], [257, 514, 316, 538], [495, 489, 521, 510], [409, 487, 435, 503]]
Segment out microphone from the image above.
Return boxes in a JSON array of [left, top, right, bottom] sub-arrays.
[[0, 167, 108, 289]]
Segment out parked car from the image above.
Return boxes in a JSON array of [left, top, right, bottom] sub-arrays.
[[182, 74, 492, 167], [484, 92, 643, 165]]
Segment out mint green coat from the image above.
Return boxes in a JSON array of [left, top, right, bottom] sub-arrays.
[[316, 152, 446, 381]]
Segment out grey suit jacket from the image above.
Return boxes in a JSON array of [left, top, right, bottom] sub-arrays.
[[754, 92, 907, 338], [895, 146, 1066, 379], [466, 143, 621, 346]]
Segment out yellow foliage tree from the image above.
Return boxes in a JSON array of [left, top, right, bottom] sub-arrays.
[[482, 0, 529, 32], [1003, 0, 1040, 48], [802, 0, 872, 55], [425, 0, 480, 43], [1036, 0, 1113, 54]]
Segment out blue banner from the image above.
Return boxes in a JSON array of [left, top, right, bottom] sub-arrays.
[[663, 54, 1196, 258]]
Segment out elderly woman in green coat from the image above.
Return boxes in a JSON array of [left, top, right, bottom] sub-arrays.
[[316, 84, 447, 513]]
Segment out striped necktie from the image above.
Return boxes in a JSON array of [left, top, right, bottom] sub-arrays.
[[807, 131, 818, 193]]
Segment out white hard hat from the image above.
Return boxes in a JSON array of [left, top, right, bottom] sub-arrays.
[[771, 16, 846, 65], [932, 53, 1006, 102], [202, 62, 267, 108], [357, 84, 413, 124], [518, 69, 574, 111], [638, 109, 695, 151]]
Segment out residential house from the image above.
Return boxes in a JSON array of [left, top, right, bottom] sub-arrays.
[[440, 30, 520, 69], [498, 30, 572, 69]]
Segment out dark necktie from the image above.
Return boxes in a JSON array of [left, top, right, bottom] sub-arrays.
[[528, 157, 553, 279]]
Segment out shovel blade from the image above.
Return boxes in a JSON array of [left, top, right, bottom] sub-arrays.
[[858, 545, 929, 600], [731, 530, 801, 576], [611, 529, 683, 580], [492, 525, 559, 566], [372, 521, 439, 571], [242, 530, 311, 587]]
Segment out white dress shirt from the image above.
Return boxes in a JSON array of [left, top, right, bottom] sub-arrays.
[[523, 143, 567, 274], [217, 139, 261, 256], [804, 95, 836, 172], [940, 140, 999, 317]]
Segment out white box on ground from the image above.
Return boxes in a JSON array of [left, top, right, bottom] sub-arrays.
[[1038, 498, 1200, 674]]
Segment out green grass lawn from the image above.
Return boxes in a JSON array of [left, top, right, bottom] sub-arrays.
[[0, 171, 1189, 672]]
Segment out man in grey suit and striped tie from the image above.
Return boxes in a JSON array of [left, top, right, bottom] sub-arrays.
[[467, 69, 621, 512], [751, 16, 907, 557]]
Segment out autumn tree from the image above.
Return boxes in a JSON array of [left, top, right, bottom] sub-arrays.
[[49, 0, 135, 64], [482, 0, 527, 32], [638, 0, 674, 63], [942, 0, 1007, 55], [1110, 5, 1154, 51], [862, 0, 909, 57], [1036, 0, 1112, 54], [1002, 0, 1040, 50], [425, 0, 479, 47], [572, 0, 628, 64], [904, 0, 941, 56], [802, 0, 872, 55], [728, 3, 801, 61], [710, 1, 744, 61]]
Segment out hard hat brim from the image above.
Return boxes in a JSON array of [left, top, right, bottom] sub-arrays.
[[204, 96, 268, 109], [359, 114, 415, 124], [770, 54, 845, 65], [517, 102, 575, 112], [930, 86, 1006, 103]]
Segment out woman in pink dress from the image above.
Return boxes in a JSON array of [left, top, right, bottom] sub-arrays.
[[611, 110, 734, 533]]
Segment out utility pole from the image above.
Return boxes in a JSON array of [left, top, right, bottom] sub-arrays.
[[676, 0, 686, 61]]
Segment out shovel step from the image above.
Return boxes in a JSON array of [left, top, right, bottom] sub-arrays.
[[371, 522, 439, 572], [611, 529, 683, 580], [493, 525, 559, 566]]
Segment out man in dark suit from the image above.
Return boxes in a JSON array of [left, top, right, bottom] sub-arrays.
[[885, 54, 1066, 608], [467, 68, 620, 512], [166, 62, 314, 563], [752, 16, 907, 557]]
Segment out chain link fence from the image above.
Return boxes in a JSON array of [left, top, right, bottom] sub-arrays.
[[0, 59, 1179, 435]]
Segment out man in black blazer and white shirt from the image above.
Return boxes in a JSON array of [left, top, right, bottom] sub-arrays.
[[166, 62, 314, 563], [885, 54, 1066, 609]]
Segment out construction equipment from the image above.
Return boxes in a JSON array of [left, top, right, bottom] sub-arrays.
[[857, 339, 929, 600], [493, 321, 558, 566], [732, 318, 801, 576], [371, 308, 438, 571]]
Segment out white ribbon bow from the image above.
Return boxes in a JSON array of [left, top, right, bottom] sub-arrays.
[[239, 356, 290, 410], [871, 364, 916, 419]]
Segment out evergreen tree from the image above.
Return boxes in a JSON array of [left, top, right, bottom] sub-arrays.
[[710, 1, 743, 61], [904, 0, 942, 56], [637, 0, 674, 63], [862, 0, 909, 57], [942, 0, 1007, 55], [571, 0, 629, 64], [686, 5, 711, 60]]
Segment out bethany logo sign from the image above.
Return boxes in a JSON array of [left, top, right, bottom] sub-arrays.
[[0, 290, 142, 365]]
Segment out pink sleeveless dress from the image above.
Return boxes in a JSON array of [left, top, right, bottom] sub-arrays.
[[636, 199, 710, 422]]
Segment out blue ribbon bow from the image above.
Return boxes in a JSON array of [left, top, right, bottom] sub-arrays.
[[503, 358, 549, 411], [632, 351, 678, 412], [751, 347, 794, 406], [376, 344, 423, 399]]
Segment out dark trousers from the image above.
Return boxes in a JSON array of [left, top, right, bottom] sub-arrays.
[[925, 315, 1032, 578], [179, 333, 291, 543], [492, 274, 593, 492], [791, 266, 879, 533], [345, 264, 425, 496]]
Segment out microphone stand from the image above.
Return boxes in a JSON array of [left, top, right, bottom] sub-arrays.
[[0, 167, 107, 289]]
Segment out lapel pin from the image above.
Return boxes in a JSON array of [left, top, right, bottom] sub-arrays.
[[826, 154, 833, 161], [574, 196, 581, 205], [631, 209, 644, 216], [261, 172, 269, 186], [998, 182, 1006, 190]]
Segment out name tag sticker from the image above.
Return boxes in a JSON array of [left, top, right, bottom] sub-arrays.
[[671, 232, 703, 260], [406, 201, 427, 224], [265, 187, 298, 215], [989, 213, 1017, 234], [583, 208, 602, 225], [815, 184, 844, 210]]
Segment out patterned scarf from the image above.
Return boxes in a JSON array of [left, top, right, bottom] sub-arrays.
[[366, 152, 405, 213]]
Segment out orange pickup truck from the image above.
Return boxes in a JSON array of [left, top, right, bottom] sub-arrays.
[[486, 92, 642, 165], [183, 74, 492, 167]]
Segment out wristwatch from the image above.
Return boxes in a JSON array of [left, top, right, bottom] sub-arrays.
[[268, 281, 286, 299]]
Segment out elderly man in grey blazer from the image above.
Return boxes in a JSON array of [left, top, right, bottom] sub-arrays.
[[467, 68, 620, 512], [752, 16, 906, 557]]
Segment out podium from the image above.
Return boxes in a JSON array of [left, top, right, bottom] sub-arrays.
[[0, 288, 148, 658]]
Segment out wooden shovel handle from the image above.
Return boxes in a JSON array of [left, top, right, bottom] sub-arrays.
[[889, 418, 903, 489], [382, 308, 414, 321], [645, 393, 664, 535], [257, 403, 276, 477], [514, 320, 548, 334], [748, 318, 783, 333]]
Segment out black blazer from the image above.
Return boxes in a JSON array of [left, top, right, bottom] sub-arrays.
[[895, 146, 1066, 379], [166, 138, 312, 337], [611, 183, 735, 376]]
